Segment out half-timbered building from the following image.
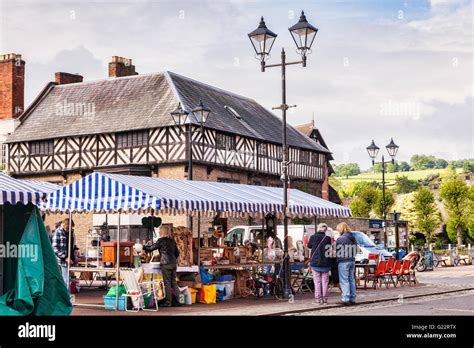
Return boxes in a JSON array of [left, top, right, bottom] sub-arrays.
[[4, 55, 335, 245]]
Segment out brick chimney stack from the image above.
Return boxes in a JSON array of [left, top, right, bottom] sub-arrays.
[[0, 53, 25, 119], [55, 72, 83, 85], [108, 56, 138, 78]]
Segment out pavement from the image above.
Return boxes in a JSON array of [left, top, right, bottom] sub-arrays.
[[72, 265, 474, 316]]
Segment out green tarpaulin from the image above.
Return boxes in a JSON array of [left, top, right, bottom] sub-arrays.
[[0, 203, 72, 315]]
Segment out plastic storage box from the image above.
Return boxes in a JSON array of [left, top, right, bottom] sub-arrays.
[[103, 296, 128, 310], [212, 280, 235, 300], [216, 274, 234, 282]]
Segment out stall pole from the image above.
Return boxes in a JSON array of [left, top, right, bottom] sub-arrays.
[[187, 123, 194, 238], [261, 217, 265, 264], [0, 206, 4, 295], [115, 213, 121, 310], [67, 211, 72, 291], [197, 212, 201, 265], [151, 208, 155, 241]]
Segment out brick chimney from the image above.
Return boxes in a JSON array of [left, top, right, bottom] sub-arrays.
[[108, 56, 138, 78], [55, 72, 83, 85], [0, 53, 25, 119], [322, 160, 330, 200]]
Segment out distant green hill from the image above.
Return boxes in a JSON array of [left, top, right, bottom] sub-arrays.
[[335, 168, 463, 186]]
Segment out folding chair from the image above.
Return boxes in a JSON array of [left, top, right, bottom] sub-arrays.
[[396, 260, 411, 286], [291, 262, 313, 294], [407, 258, 418, 286], [121, 268, 159, 312], [384, 257, 395, 274], [367, 260, 387, 289], [386, 260, 401, 287]]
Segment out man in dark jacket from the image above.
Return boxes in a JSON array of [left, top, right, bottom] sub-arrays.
[[308, 223, 333, 305], [335, 222, 358, 305], [144, 228, 181, 307]]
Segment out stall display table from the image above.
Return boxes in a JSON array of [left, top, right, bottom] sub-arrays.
[[70, 266, 119, 293]]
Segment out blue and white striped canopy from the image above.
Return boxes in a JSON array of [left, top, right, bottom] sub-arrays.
[[0, 173, 60, 205], [42, 172, 351, 218]]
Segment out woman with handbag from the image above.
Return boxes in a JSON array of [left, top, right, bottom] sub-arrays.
[[308, 223, 333, 305]]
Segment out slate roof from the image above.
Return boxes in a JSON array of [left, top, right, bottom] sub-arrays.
[[7, 71, 330, 153]]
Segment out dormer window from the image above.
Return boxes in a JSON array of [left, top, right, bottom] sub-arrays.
[[224, 105, 242, 120]]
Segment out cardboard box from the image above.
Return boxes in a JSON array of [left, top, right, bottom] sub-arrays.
[[178, 281, 202, 289]]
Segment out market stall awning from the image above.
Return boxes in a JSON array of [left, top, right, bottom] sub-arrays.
[[41, 172, 351, 218], [0, 173, 60, 205]]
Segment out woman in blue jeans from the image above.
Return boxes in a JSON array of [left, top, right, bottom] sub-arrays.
[[335, 222, 357, 306]]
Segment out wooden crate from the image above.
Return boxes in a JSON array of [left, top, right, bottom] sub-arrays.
[[101, 242, 134, 266], [199, 249, 213, 261]]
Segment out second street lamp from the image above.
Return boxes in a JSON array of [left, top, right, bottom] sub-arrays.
[[170, 100, 211, 181], [171, 100, 211, 237], [366, 138, 400, 248], [248, 10, 318, 299]]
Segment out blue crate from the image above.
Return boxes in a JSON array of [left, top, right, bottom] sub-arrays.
[[103, 296, 128, 311], [216, 274, 233, 282]]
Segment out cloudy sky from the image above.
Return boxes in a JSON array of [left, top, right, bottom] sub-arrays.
[[0, 0, 472, 169]]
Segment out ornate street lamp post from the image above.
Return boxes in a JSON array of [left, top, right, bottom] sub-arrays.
[[248, 11, 318, 299], [366, 138, 399, 247]]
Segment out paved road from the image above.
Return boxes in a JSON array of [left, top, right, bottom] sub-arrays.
[[292, 290, 474, 316], [72, 265, 474, 316], [292, 266, 474, 316], [416, 265, 474, 286]]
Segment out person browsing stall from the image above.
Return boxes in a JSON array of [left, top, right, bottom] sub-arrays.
[[51, 218, 77, 286], [335, 222, 357, 306], [144, 227, 181, 307], [308, 223, 333, 305]]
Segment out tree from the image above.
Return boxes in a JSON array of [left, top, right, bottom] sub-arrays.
[[374, 188, 395, 219], [349, 183, 394, 219], [393, 192, 417, 233], [399, 161, 411, 172], [329, 176, 343, 195], [334, 163, 360, 178], [413, 187, 441, 242], [350, 197, 372, 218], [372, 163, 383, 173], [410, 154, 436, 170], [343, 181, 379, 198], [462, 161, 474, 173], [349, 184, 379, 218], [434, 158, 448, 169], [394, 175, 419, 193], [386, 162, 400, 173], [439, 170, 471, 245]]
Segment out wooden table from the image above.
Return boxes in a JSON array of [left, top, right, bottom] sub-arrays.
[[355, 263, 376, 289], [70, 266, 118, 289]]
